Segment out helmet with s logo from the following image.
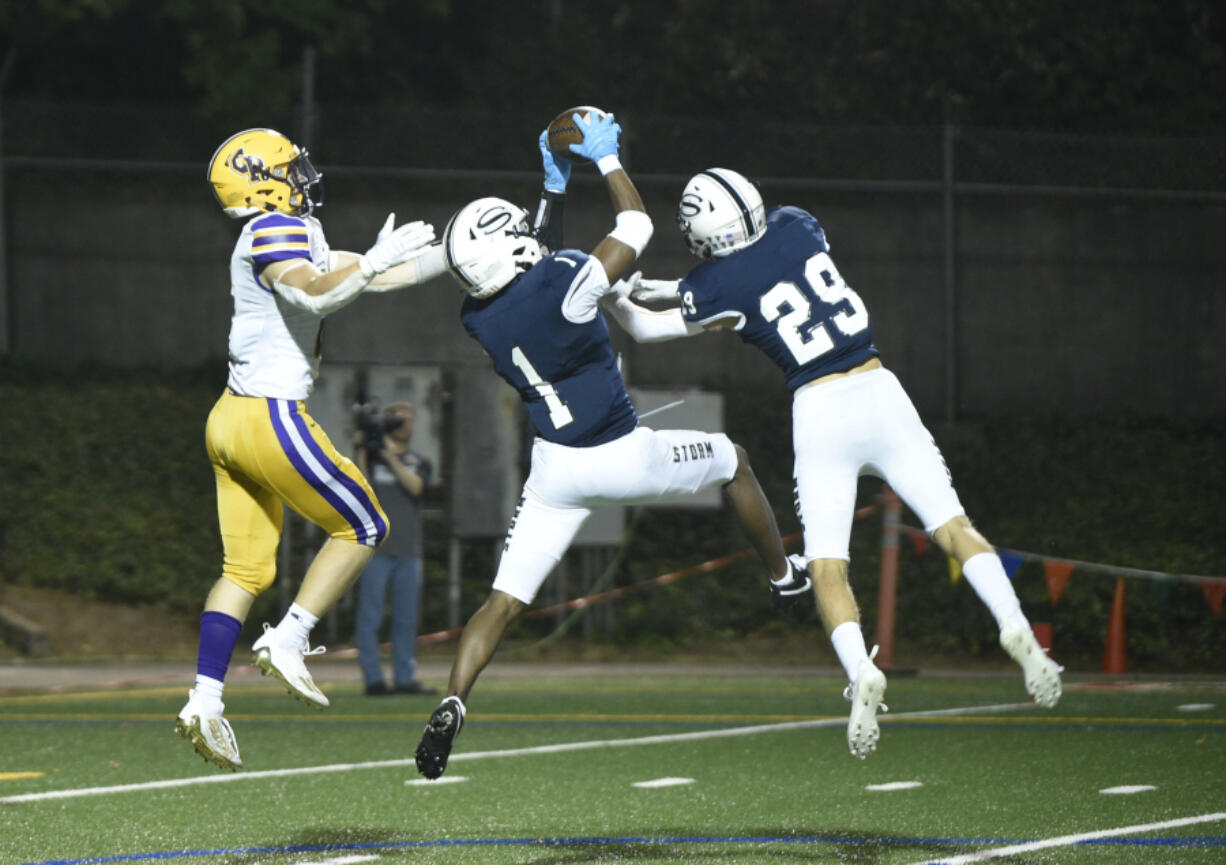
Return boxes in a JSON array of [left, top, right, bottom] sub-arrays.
[[676, 168, 766, 259], [443, 197, 543, 299]]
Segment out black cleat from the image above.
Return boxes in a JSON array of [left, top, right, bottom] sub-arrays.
[[770, 554, 813, 609], [415, 696, 465, 779]]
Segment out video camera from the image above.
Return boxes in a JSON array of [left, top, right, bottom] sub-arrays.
[[353, 401, 405, 455]]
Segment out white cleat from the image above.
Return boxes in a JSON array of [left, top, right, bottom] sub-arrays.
[[175, 690, 241, 771], [251, 623, 330, 708], [844, 646, 888, 759], [1000, 618, 1063, 708]]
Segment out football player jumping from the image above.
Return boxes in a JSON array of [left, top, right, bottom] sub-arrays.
[[618, 168, 1064, 760], [178, 128, 443, 771], [414, 115, 807, 780]]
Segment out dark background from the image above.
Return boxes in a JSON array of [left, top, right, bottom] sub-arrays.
[[4, 0, 1225, 136], [0, 1, 1222, 670]]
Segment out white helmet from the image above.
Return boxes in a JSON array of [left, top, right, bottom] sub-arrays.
[[676, 168, 766, 259], [443, 197, 543, 299]]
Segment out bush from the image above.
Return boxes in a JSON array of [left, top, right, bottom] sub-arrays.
[[2, 362, 1220, 671]]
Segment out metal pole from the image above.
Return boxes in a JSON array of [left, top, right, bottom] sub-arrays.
[[0, 48, 18, 357], [942, 111, 957, 424], [278, 506, 293, 613], [300, 46, 316, 153], [447, 536, 462, 630], [874, 487, 902, 670]]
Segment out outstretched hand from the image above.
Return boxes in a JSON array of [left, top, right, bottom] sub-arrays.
[[627, 272, 682, 304], [569, 111, 621, 162], [539, 130, 571, 193], [364, 215, 435, 274]]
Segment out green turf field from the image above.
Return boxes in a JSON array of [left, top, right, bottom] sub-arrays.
[[2, 668, 1223, 864]]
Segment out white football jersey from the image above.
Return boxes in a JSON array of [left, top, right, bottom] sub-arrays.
[[225, 212, 332, 399]]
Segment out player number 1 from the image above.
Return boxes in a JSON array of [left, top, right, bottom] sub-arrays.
[[510, 345, 575, 429]]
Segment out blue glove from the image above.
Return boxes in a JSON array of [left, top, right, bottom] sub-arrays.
[[538, 130, 571, 193], [569, 110, 621, 162]]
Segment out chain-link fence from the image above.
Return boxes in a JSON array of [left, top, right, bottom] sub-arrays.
[[7, 99, 1226, 194]]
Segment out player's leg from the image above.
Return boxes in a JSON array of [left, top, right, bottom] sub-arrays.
[[355, 554, 393, 693], [417, 463, 590, 779], [253, 545, 378, 709], [932, 516, 1063, 706], [414, 589, 524, 781], [179, 553, 262, 770], [932, 516, 1023, 626], [178, 397, 284, 770], [245, 397, 388, 708], [791, 381, 886, 758], [876, 371, 1062, 706], [720, 443, 792, 582], [449, 494, 588, 702], [448, 588, 525, 704]]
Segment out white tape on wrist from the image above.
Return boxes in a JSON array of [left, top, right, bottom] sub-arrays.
[[596, 154, 622, 175]]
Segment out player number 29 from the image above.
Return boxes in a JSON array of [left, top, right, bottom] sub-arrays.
[[760, 251, 868, 364], [510, 345, 574, 429]]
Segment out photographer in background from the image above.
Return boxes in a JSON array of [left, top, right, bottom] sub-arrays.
[[353, 402, 437, 696]]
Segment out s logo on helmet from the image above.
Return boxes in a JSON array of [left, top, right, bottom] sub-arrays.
[[475, 208, 514, 235], [678, 194, 703, 219], [229, 148, 270, 183]]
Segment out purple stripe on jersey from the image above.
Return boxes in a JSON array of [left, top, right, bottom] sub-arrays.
[[253, 248, 311, 267], [252, 213, 305, 231], [251, 213, 311, 267], [253, 228, 308, 245], [266, 399, 387, 546]]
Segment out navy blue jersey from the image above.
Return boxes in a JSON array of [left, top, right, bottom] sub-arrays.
[[679, 206, 878, 390], [461, 250, 638, 447]]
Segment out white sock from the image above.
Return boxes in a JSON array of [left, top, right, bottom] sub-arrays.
[[962, 552, 1026, 629], [193, 674, 225, 713], [277, 602, 319, 648], [830, 621, 869, 683]]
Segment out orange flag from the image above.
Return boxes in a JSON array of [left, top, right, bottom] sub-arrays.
[[1043, 560, 1075, 605], [907, 528, 929, 557], [1202, 580, 1226, 616]]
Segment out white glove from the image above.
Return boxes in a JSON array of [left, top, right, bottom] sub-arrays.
[[360, 214, 436, 277], [607, 278, 633, 300], [627, 271, 682, 304]]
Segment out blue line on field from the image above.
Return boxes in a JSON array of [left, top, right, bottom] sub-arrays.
[[20, 832, 1226, 865], [1082, 836, 1226, 846]]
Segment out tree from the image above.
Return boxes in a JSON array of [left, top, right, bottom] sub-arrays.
[[3, 0, 1224, 135]]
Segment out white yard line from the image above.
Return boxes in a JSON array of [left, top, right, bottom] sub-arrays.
[[909, 812, 1226, 865], [0, 701, 1028, 804]]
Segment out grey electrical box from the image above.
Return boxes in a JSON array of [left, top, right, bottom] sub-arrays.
[[450, 369, 524, 538]]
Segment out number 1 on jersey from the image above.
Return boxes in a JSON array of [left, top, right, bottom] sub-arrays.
[[510, 345, 574, 429]]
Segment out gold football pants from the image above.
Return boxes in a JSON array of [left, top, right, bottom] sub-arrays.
[[205, 391, 388, 595]]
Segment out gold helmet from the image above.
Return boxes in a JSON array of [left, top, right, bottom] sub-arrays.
[[207, 128, 322, 219]]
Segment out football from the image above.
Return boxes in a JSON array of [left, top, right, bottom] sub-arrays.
[[545, 105, 607, 164]]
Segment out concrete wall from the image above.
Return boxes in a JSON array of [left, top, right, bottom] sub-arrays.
[[7, 165, 1224, 418]]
